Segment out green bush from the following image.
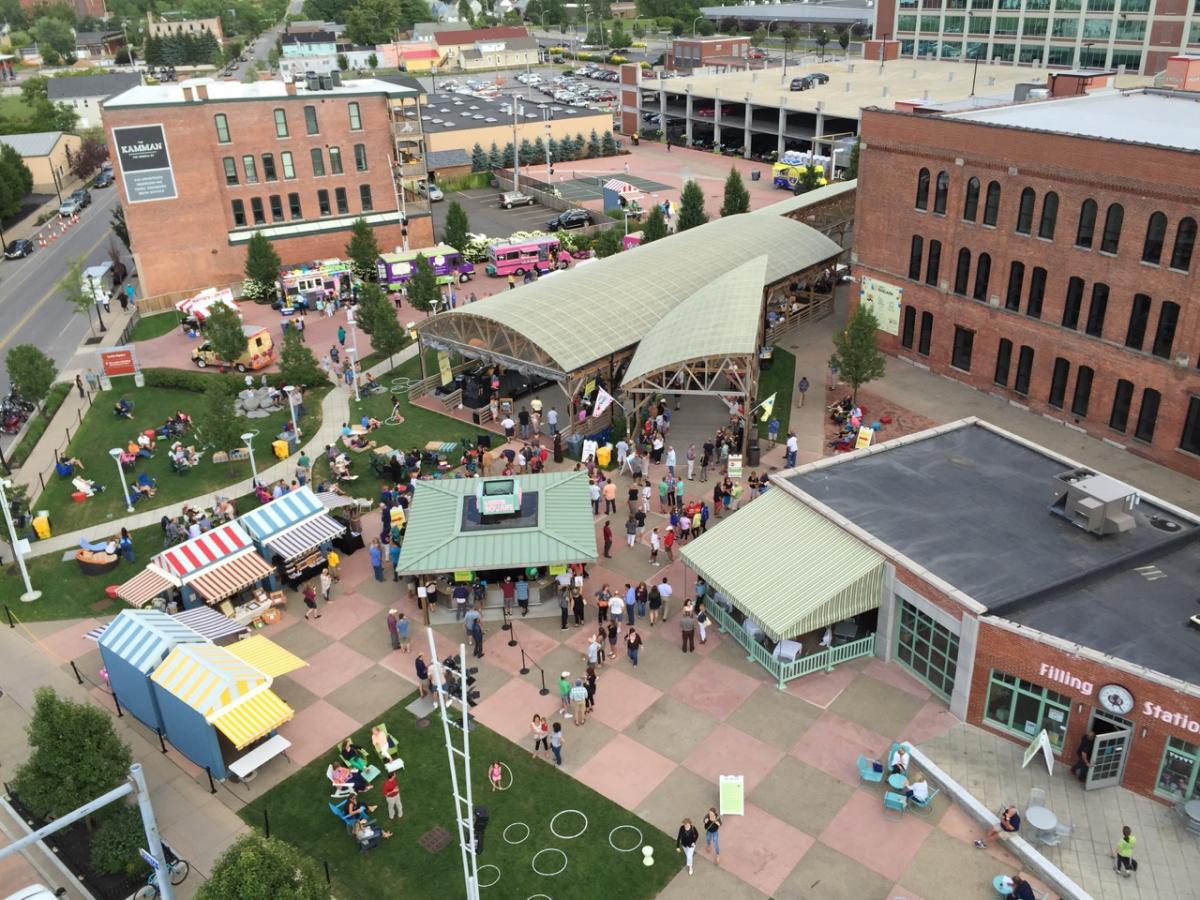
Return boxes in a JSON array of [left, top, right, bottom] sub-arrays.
[[141, 367, 245, 393], [8, 382, 70, 469], [438, 171, 493, 192], [90, 806, 151, 878]]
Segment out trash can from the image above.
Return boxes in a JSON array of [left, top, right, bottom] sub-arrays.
[[746, 440, 760, 468], [566, 433, 584, 459], [750, 170, 761, 182], [272, 439, 290, 461], [596, 444, 612, 468], [32, 515, 51, 540]]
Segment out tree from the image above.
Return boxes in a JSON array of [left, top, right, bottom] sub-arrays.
[[68, 130, 108, 180], [5, 345, 57, 408], [641, 205, 667, 243], [59, 256, 100, 336], [838, 28, 850, 54], [407, 253, 440, 312], [487, 142, 502, 169], [91, 806, 150, 879], [443, 201, 471, 252], [111, 204, 131, 251], [336, 52, 349, 70], [829, 304, 886, 403], [532, 136, 547, 165], [677, 179, 708, 231], [792, 162, 827, 195], [632, 22, 645, 38], [843, 139, 860, 180], [362, 285, 408, 364], [0, 145, 33, 218], [695, 19, 715, 36], [609, 20, 631, 50], [750, 26, 766, 47], [200, 377, 244, 458], [601, 131, 617, 156], [594, 226, 623, 258], [518, 137, 534, 164], [197, 834, 329, 900], [203, 302, 250, 368], [346, 0, 402, 45], [367, 51, 379, 71], [243, 232, 281, 303], [11, 688, 133, 824], [34, 17, 75, 64], [502, 142, 514, 167], [720, 166, 749, 216], [277, 326, 327, 388], [815, 28, 830, 58], [779, 26, 799, 60], [587, 129, 602, 158], [345, 217, 381, 282]]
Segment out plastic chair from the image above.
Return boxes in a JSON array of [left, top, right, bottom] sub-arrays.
[[909, 787, 940, 816], [328, 798, 369, 827], [326, 764, 354, 799], [1027, 787, 1047, 809], [882, 791, 907, 820], [857, 754, 884, 785], [1053, 821, 1074, 847], [137, 473, 157, 490]]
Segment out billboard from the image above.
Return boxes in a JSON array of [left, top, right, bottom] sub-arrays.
[[859, 275, 903, 336], [113, 124, 178, 203], [100, 348, 137, 377]]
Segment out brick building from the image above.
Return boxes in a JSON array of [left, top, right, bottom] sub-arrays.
[[852, 81, 1200, 480], [666, 35, 752, 71], [103, 76, 433, 297]]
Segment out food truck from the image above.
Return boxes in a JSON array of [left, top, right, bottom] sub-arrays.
[[277, 259, 356, 309], [377, 244, 475, 288], [484, 236, 572, 277]]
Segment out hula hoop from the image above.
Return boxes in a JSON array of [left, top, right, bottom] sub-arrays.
[[549, 810, 588, 840], [502, 821, 530, 845], [531, 848, 567, 877], [608, 825, 644, 852], [527, 896, 553, 900], [493, 761, 514, 791], [477, 864, 501, 888], [385, 414, 404, 426]]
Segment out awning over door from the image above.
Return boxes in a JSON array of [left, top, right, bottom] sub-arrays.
[[226, 635, 307, 678], [211, 689, 294, 750]]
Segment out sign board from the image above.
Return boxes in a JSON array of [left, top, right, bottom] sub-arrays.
[[14, 538, 31, 557], [113, 124, 178, 203], [100, 347, 137, 377], [548, 564, 567, 576], [718, 775, 745, 816], [581, 439, 598, 463], [726, 454, 743, 480], [453, 570, 473, 583], [859, 276, 903, 336], [1021, 728, 1055, 775], [584, 378, 596, 397], [139, 848, 161, 871], [437, 351, 453, 386], [854, 426, 874, 450]]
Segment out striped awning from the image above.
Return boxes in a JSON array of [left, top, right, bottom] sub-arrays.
[[188, 551, 274, 604], [315, 491, 356, 511], [151, 643, 268, 718], [211, 689, 294, 750], [226, 635, 307, 678], [173, 606, 249, 642], [239, 488, 324, 542], [96, 610, 206, 673], [155, 523, 253, 580], [604, 178, 636, 193], [264, 514, 345, 561], [116, 565, 178, 608]]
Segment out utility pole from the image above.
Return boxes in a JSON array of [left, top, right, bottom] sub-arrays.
[[511, 95, 521, 193]]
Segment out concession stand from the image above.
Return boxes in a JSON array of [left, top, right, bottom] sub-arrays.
[[153, 522, 277, 620], [239, 487, 346, 587]]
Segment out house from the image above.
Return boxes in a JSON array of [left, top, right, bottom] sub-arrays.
[[47, 71, 143, 129], [0, 131, 82, 193], [432, 26, 539, 71], [375, 41, 445, 73], [146, 12, 225, 43], [281, 31, 339, 58], [73, 30, 126, 61]]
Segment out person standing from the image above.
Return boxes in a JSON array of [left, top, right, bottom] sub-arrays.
[[464, 606, 484, 658], [415, 654, 429, 698], [75, 373, 85, 399], [695, 599, 709, 644], [649, 528, 661, 565], [516, 574, 530, 616], [1072, 729, 1097, 782], [569, 678, 588, 725], [624, 514, 637, 549], [666, 445, 677, 477], [549, 721, 564, 765], [590, 478, 602, 515], [303, 584, 320, 620], [501, 577, 516, 617], [680, 602, 696, 653], [386, 609, 400, 650], [320, 567, 334, 603], [389, 539, 401, 581], [559, 671, 572, 718], [796, 376, 810, 407], [676, 818, 700, 875], [397, 612, 410, 652], [785, 430, 798, 467], [625, 626, 643, 666], [382, 772, 402, 820], [585, 665, 597, 711], [571, 584, 585, 626], [663, 526, 676, 564], [702, 808, 722, 865], [602, 519, 613, 558], [338, 324, 347, 346], [1115, 825, 1136, 877], [531, 714, 550, 760], [369, 540, 384, 581]]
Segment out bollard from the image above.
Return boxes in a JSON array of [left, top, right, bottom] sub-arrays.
[[507, 619, 517, 648], [112, 691, 124, 718], [500, 605, 511, 632], [69, 661, 84, 685], [519, 647, 530, 676], [538, 667, 549, 696], [323, 861, 331, 884], [205, 766, 217, 795], [4, 605, 14, 628], [38, 472, 45, 492], [157, 729, 168, 754]]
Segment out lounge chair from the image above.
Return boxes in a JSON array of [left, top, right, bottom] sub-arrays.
[[910, 787, 940, 816], [326, 764, 355, 798], [328, 798, 369, 828]]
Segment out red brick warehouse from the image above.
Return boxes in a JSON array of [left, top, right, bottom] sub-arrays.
[[851, 68, 1200, 480]]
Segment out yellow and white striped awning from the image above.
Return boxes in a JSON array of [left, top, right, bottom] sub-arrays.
[[150, 643, 268, 718], [211, 689, 294, 750], [226, 635, 308, 678]]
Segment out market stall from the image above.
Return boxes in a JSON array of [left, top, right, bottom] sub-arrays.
[[114, 563, 180, 610], [239, 487, 346, 587], [86, 605, 249, 645], [153, 523, 276, 616]]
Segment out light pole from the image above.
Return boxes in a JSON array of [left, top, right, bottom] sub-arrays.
[[283, 384, 300, 436], [0, 477, 40, 602], [966, 16, 981, 97], [346, 309, 361, 402], [109, 448, 134, 513], [241, 432, 259, 486], [692, 15, 705, 37]]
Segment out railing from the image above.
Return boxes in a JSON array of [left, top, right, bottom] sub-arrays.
[[136, 280, 244, 314], [766, 290, 835, 342]]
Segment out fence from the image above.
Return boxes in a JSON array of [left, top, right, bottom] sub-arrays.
[[135, 280, 245, 314], [707, 600, 876, 689]]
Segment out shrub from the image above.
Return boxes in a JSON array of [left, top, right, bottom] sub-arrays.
[[142, 367, 244, 392], [91, 806, 151, 878]]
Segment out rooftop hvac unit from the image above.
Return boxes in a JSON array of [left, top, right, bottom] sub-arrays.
[[320, 74, 333, 90], [331, 70, 342, 87], [306, 73, 319, 91], [1049, 467, 1138, 536]]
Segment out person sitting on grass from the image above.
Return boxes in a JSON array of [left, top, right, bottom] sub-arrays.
[[138, 432, 157, 453], [61, 455, 85, 471], [133, 480, 157, 499], [332, 457, 359, 481], [114, 398, 133, 418], [128, 439, 153, 460], [361, 414, 382, 432], [351, 818, 392, 849]]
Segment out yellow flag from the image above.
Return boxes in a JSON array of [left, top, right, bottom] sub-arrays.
[[759, 392, 776, 422]]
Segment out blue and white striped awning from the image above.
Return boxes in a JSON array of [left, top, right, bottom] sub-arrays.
[[173, 605, 251, 642], [264, 513, 345, 561], [96, 610, 208, 674], [239, 487, 324, 542]]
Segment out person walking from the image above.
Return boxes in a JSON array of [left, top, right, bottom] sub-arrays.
[[676, 818, 700, 875], [386, 609, 400, 650], [1115, 825, 1136, 877], [590, 478, 602, 515], [320, 567, 334, 603], [303, 584, 321, 620], [531, 714, 550, 760], [702, 808, 722, 865], [602, 519, 613, 558], [516, 574, 530, 616], [625, 626, 643, 666], [624, 514, 637, 549], [1071, 729, 1097, 783], [369, 539, 384, 581], [680, 602, 696, 652], [695, 599, 709, 644], [558, 671, 573, 718], [666, 445, 677, 477], [649, 528, 661, 565], [75, 374, 85, 399], [585, 665, 597, 711], [382, 772, 403, 820], [594, 584, 611, 624], [549, 721, 564, 766], [648, 582, 662, 626], [569, 678, 588, 725], [338, 324, 347, 346], [796, 375, 810, 407]]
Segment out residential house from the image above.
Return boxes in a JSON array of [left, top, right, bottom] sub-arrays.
[[0, 131, 83, 193], [47, 71, 143, 129]]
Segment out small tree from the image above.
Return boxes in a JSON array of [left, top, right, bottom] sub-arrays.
[[587, 129, 602, 158], [6, 345, 57, 408], [792, 162, 827, 195], [780, 26, 799, 60], [407, 253, 441, 312], [720, 167, 750, 217], [336, 52, 349, 70], [843, 139, 860, 180], [502, 142, 515, 167], [345, 217, 381, 282], [277, 326, 327, 388], [243, 231, 281, 303], [367, 51, 379, 71], [200, 375, 243, 458], [59, 256, 98, 337], [641, 205, 668, 243], [443, 201, 471, 252], [487, 142, 502, 168], [601, 131, 618, 156], [470, 143, 488, 172], [203, 301, 249, 367], [91, 806, 150, 879], [838, 28, 850, 54], [677, 179, 708, 232], [111, 204, 131, 251], [829, 305, 886, 403], [11, 688, 133, 824], [594, 227, 623, 258], [198, 833, 329, 900], [751, 26, 766, 47], [364, 285, 408, 365], [68, 130, 108, 180], [815, 28, 830, 59], [518, 138, 534, 165]]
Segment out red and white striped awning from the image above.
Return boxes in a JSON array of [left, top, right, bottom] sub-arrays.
[[604, 178, 636, 193], [116, 565, 179, 608], [189, 551, 274, 604], [264, 514, 346, 562], [155, 523, 252, 580]]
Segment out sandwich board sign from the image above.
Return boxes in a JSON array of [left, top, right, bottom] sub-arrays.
[[1021, 728, 1055, 775]]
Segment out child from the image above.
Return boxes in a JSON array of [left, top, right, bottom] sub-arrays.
[[559, 671, 573, 718], [549, 722, 564, 766], [489, 761, 503, 791], [326, 548, 341, 581], [606, 620, 620, 659]]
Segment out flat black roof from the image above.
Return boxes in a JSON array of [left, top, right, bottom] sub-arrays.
[[787, 423, 1200, 683]]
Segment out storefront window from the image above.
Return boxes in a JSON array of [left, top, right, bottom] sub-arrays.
[[984, 670, 1071, 749], [1157, 737, 1199, 801], [895, 600, 959, 700]]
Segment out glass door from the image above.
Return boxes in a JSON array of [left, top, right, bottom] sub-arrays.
[[1085, 710, 1131, 791]]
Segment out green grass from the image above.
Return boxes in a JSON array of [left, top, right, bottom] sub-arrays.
[[757, 346, 795, 439], [240, 696, 677, 899], [32, 380, 326, 533], [0, 94, 34, 125], [127, 313, 181, 343]]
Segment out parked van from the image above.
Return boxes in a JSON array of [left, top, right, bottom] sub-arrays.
[[484, 236, 571, 277], [191, 324, 276, 372]]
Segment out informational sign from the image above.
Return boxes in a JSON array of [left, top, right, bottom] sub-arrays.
[[581, 439, 598, 463], [727, 454, 743, 480], [438, 351, 453, 386], [453, 570, 473, 583], [100, 347, 137, 377], [584, 378, 597, 397], [548, 564, 567, 576], [859, 275, 903, 336], [854, 426, 874, 450], [1021, 728, 1055, 775], [113, 124, 178, 203]]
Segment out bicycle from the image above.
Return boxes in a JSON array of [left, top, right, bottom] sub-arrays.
[[134, 855, 190, 898]]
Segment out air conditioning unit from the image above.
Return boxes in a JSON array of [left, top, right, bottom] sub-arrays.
[[1049, 467, 1137, 536]]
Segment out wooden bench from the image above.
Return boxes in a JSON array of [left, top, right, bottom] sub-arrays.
[[228, 734, 291, 785]]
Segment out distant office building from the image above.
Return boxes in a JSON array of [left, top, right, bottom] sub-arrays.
[[667, 35, 752, 71]]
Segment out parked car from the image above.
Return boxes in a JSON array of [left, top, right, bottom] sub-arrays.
[[790, 76, 814, 91], [70, 188, 91, 208], [3, 238, 34, 259], [93, 171, 114, 188], [418, 180, 444, 201], [808, 72, 830, 84], [546, 208, 592, 231], [749, 49, 767, 60], [499, 191, 535, 209], [58, 198, 82, 217]]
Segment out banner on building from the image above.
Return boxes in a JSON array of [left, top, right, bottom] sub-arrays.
[[593, 387, 615, 418], [859, 276, 903, 336], [113, 124, 178, 203], [100, 347, 137, 377]]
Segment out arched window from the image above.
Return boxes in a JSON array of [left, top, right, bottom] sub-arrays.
[[1005, 260, 1025, 311], [915, 168, 930, 210], [1100, 203, 1124, 253], [908, 235, 924, 280], [1085, 283, 1108, 337], [933, 171, 949, 214], [1076, 199, 1097, 248], [1125, 293, 1152, 350], [1071, 366, 1094, 417], [1135, 388, 1161, 443], [983, 181, 1001, 226], [1170, 217, 1196, 271], [954, 248, 971, 295], [901, 306, 917, 349], [963, 177, 980, 222], [1016, 187, 1035, 234], [1151, 301, 1180, 359], [1061, 276, 1084, 330], [926, 239, 942, 286], [1142, 212, 1167, 264], [1027, 267, 1047, 319], [972, 252, 992, 301], [1038, 192, 1058, 240]]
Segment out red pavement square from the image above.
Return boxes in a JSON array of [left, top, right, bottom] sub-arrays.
[[586, 667, 662, 732], [819, 788, 934, 882], [283, 642, 374, 698], [904, 700, 961, 747], [332, 548, 375, 594], [682, 723, 784, 794], [862, 659, 933, 701], [308, 590, 382, 641], [669, 658, 761, 721], [39, 617, 103, 662], [277, 699, 362, 767], [472, 675, 560, 743], [790, 711, 892, 787], [378, 628, 460, 682], [784, 663, 859, 709], [573, 733, 675, 809], [937, 803, 1019, 867], [719, 803, 815, 897]]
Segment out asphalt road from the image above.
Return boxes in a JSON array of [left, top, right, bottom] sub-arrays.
[[432, 186, 557, 241], [224, 0, 304, 79]]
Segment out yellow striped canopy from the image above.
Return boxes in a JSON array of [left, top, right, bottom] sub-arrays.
[[151, 643, 267, 719], [211, 689, 294, 750], [226, 635, 308, 678]]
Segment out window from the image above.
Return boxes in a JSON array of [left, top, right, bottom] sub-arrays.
[[1156, 737, 1200, 801], [915, 167, 930, 210], [250, 197, 265, 225], [288, 192, 302, 219], [1072, 366, 1094, 417], [1170, 218, 1197, 271], [1076, 199, 1097, 247], [1142, 212, 1167, 264], [311, 148, 325, 177], [273, 108, 289, 138], [918, 311, 934, 356], [953, 248, 971, 295], [329, 147, 343, 175], [1048, 357, 1070, 408], [895, 600, 960, 700], [926, 240, 942, 285], [972, 252, 991, 301], [994, 338, 1013, 386], [318, 189, 331, 216], [951, 326, 975, 371], [241, 155, 258, 184], [1027, 267, 1046, 319], [335, 187, 349, 215], [231, 199, 246, 227], [1004, 261, 1024, 311], [963, 176, 980, 221], [348, 101, 362, 130], [1135, 388, 1161, 442], [1151, 301, 1180, 359], [908, 235, 924, 279], [269, 194, 284, 223], [1110, 379, 1133, 431], [1085, 283, 1108, 337], [360, 184, 373, 211], [354, 143, 368, 172], [901, 306, 916, 349], [222, 157, 238, 186], [1061, 277, 1083, 329], [1100, 203, 1124, 253], [214, 113, 230, 143], [304, 105, 319, 135], [1016, 187, 1035, 234], [281, 151, 295, 180], [984, 670, 1071, 751], [983, 181, 1001, 226], [1038, 192, 1058, 239], [1014, 345, 1034, 395], [1124, 294, 1151, 350], [933, 171, 949, 214]]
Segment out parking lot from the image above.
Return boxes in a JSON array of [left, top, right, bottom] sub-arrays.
[[432, 186, 556, 239]]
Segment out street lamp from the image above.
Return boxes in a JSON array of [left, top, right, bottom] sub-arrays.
[[283, 384, 300, 437], [0, 477, 40, 602], [346, 308, 361, 402], [109, 448, 134, 513], [692, 15, 704, 37], [241, 432, 259, 487]]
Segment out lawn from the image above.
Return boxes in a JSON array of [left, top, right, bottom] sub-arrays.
[[128, 312, 181, 343], [757, 346, 796, 439], [0, 94, 34, 126], [32, 379, 325, 533], [240, 695, 678, 899]]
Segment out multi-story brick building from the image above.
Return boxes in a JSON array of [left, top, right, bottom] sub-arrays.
[[103, 76, 433, 296], [852, 74, 1200, 479], [666, 35, 752, 71]]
